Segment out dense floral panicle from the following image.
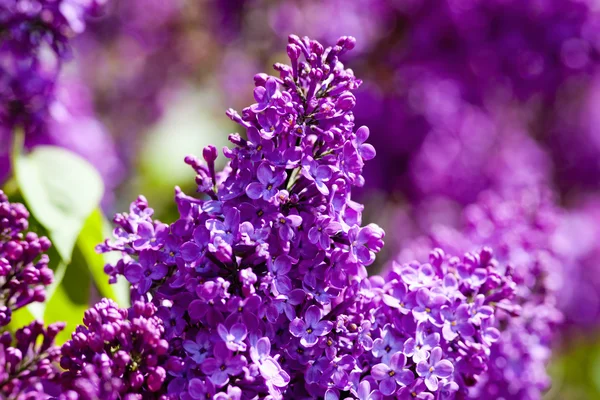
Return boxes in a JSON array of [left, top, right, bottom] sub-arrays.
[[339, 247, 517, 399], [59, 299, 171, 398], [98, 35, 389, 398], [0, 320, 65, 398], [0, 190, 62, 397], [0, 190, 53, 327], [396, 188, 562, 399]]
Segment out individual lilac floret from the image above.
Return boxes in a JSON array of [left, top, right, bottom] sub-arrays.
[[99, 35, 385, 398], [416, 347, 454, 391], [371, 352, 414, 395], [290, 305, 333, 347]]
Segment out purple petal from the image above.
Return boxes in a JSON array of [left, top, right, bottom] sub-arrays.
[[227, 355, 247, 374], [217, 324, 229, 342], [389, 352, 406, 371], [359, 143, 376, 160], [313, 320, 333, 336], [416, 288, 431, 307], [442, 324, 458, 341], [182, 340, 199, 354], [289, 318, 306, 337], [265, 78, 277, 97], [279, 224, 294, 241], [210, 371, 230, 387], [395, 370, 414, 387], [456, 304, 471, 320], [257, 163, 273, 184], [180, 242, 201, 262], [434, 360, 454, 378], [403, 338, 416, 356], [150, 263, 168, 279], [230, 323, 247, 341], [253, 86, 267, 103], [457, 322, 475, 337], [287, 289, 306, 305], [271, 169, 287, 187], [316, 165, 332, 180], [273, 256, 292, 274], [188, 378, 206, 399], [200, 358, 219, 375], [308, 227, 321, 244], [423, 333, 440, 348], [430, 347, 443, 365], [276, 276, 292, 294], [379, 378, 396, 396], [256, 337, 271, 358], [370, 364, 390, 380], [356, 126, 370, 144], [124, 263, 143, 284], [246, 182, 265, 200], [484, 327, 501, 343], [424, 375, 439, 392], [287, 215, 303, 227], [301, 333, 318, 347], [304, 305, 322, 326], [416, 361, 430, 377]]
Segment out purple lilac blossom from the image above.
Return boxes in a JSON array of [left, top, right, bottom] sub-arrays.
[[95, 34, 529, 400], [96, 35, 393, 399], [0, 190, 64, 398], [360, 247, 518, 398], [395, 188, 562, 399]]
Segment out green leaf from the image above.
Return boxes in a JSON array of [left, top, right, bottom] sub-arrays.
[[7, 306, 35, 332], [14, 146, 104, 263], [44, 245, 91, 345], [78, 209, 129, 307]]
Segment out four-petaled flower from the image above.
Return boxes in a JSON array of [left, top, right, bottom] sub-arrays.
[[290, 305, 333, 347], [124, 250, 168, 294], [416, 347, 454, 391], [371, 352, 415, 396], [201, 342, 248, 387], [246, 162, 286, 201], [217, 323, 248, 352]]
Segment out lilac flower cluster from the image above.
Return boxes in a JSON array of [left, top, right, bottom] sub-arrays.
[[0, 190, 53, 327], [95, 35, 391, 398], [362, 247, 517, 399], [0, 190, 64, 398], [396, 188, 562, 399], [59, 299, 170, 398]]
